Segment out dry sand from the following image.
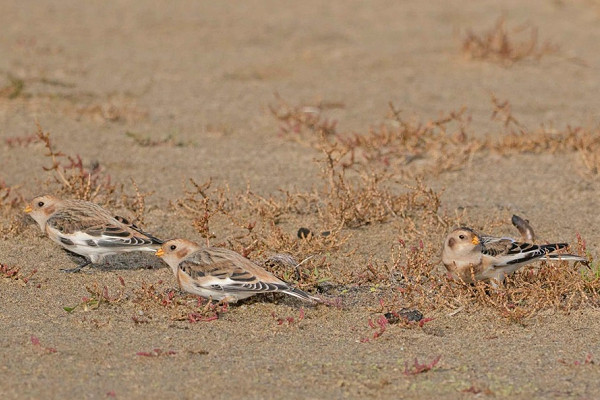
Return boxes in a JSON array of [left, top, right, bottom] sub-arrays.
[[2, 1, 600, 399]]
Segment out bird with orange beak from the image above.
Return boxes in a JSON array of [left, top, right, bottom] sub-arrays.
[[156, 238, 320, 303], [442, 227, 586, 286], [24, 195, 163, 272]]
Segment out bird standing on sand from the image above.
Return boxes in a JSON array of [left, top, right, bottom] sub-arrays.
[[155, 238, 320, 303], [442, 227, 586, 286], [24, 195, 163, 272]]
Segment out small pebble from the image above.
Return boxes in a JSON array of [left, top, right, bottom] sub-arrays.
[[385, 308, 423, 324]]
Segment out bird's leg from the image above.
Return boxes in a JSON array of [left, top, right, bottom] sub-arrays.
[[200, 296, 216, 312], [488, 274, 504, 289], [220, 296, 238, 305], [215, 299, 231, 313], [61, 258, 92, 273]]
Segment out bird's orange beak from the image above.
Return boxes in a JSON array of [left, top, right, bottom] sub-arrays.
[[155, 248, 165, 257], [23, 205, 32, 213], [471, 236, 480, 245]]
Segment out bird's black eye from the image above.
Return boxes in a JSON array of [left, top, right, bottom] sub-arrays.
[[37, 201, 45, 207], [458, 234, 465, 240], [170, 245, 177, 251]]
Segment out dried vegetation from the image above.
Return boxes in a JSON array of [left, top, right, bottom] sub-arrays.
[[33, 123, 153, 222], [462, 17, 559, 66], [5, 79, 600, 323], [262, 94, 600, 321]]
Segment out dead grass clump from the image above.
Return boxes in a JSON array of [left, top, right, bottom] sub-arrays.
[[321, 167, 398, 228], [485, 96, 600, 175], [173, 178, 348, 253], [237, 185, 322, 223], [489, 124, 600, 175], [0, 263, 37, 285], [324, 172, 445, 231], [35, 123, 118, 204], [462, 17, 558, 66], [0, 181, 27, 238], [0, 180, 24, 213], [33, 123, 154, 221], [309, 120, 452, 230], [271, 96, 480, 177], [352, 104, 477, 176], [125, 131, 184, 148], [73, 97, 148, 124], [63, 282, 126, 312], [132, 282, 222, 323], [570, 127, 600, 175], [262, 249, 333, 291], [119, 179, 154, 225], [172, 164, 447, 291], [172, 178, 231, 243], [490, 125, 583, 154], [268, 94, 341, 145], [271, 94, 600, 177], [4, 133, 38, 148]]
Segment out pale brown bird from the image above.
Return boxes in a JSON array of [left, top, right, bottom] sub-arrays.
[[155, 238, 320, 303], [24, 195, 163, 272], [442, 227, 586, 285]]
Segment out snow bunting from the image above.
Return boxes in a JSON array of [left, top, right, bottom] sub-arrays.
[[24, 195, 163, 272], [155, 238, 320, 303], [442, 227, 586, 285]]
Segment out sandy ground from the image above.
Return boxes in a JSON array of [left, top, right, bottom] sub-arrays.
[[3, 1, 600, 399]]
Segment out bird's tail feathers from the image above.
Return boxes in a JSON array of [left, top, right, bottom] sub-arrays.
[[539, 243, 587, 263], [545, 253, 588, 263], [282, 287, 321, 303], [114, 215, 164, 245], [539, 243, 569, 253]]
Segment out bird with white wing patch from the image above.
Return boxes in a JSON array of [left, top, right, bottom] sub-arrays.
[[442, 227, 587, 286], [156, 238, 321, 304], [24, 195, 163, 272]]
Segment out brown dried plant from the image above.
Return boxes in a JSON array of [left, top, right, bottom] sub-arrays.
[[132, 281, 223, 323], [74, 99, 148, 124], [268, 93, 341, 146], [0, 263, 37, 285], [273, 94, 600, 177], [316, 139, 398, 229], [0, 181, 23, 215], [32, 123, 155, 226], [0, 181, 27, 238], [489, 123, 600, 175], [462, 17, 558, 66], [35, 122, 118, 204], [270, 96, 481, 178], [490, 93, 525, 131], [119, 179, 154, 225], [484, 96, 600, 175], [172, 178, 230, 245]]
